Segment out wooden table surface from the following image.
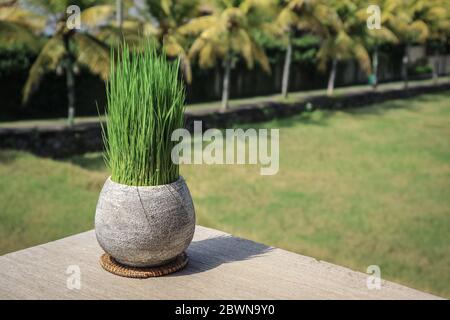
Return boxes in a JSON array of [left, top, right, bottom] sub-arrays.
[[0, 226, 440, 299]]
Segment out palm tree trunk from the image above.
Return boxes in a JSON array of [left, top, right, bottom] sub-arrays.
[[327, 58, 337, 96], [443, 52, 448, 77], [65, 61, 75, 126], [433, 48, 440, 85], [116, 0, 123, 29], [63, 33, 75, 126], [281, 36, 292, 99], [372, 47, 379, 90], [214, 66, 221, 97], [402, 44, 410, 89], [221, 53, 231, 111]]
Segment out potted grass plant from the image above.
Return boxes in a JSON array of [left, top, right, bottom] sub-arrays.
[[95, 43, 195, 272]]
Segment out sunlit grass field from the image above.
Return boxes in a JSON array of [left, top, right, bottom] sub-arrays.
[[1, 91, 449, 297]]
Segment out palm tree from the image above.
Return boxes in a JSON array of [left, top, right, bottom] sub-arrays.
[[316, 0, 371, 95], [143, 0, 204, 83], [22, 0, 114, 125], [273, 0, 332, 98], [387, 0, 429, 89], [95, 1, 158, 49], [357, 0, 398, 89], [180, 0, 272, 110], [0, 0, 46, 52], [407, 0, 449, 84]]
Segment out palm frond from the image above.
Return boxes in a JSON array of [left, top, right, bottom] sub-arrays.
[[23, 36, 65, 104], [163, 34, 192, 83], [96, 22, 157, 49], [251, 41, 270, 73], [80, 4, 115, 29], [122, 20, 158, 37], [410, 19, 429, 43], [198, 41, 216, 69], [231, 29, 254, 68], [0, 6, 46, 32], [178, 15, 216, 35], [367, 27, 399, 44], [73, 32, 110, 80], [353, 42, 371, 74], [316, 37, 333, 71], [0, 20, 42, 51]]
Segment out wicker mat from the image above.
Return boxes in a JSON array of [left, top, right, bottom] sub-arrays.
[[99, 252, 188, 278]]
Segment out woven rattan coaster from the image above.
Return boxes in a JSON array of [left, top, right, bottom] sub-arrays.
[[99, 252, 188, 278]]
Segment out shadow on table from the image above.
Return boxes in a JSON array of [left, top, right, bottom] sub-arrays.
[[172, 235, 273, 276]]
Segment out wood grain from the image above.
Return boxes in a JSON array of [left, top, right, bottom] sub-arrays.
[[0, 226, 441, 299]]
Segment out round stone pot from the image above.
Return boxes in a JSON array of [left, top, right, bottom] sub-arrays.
[[95, 176, 195, 267]]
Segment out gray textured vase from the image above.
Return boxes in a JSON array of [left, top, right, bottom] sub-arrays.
[[95, 176, 195, 267]]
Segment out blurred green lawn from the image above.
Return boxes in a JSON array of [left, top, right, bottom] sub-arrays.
[[1, 91, 449, 298]]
